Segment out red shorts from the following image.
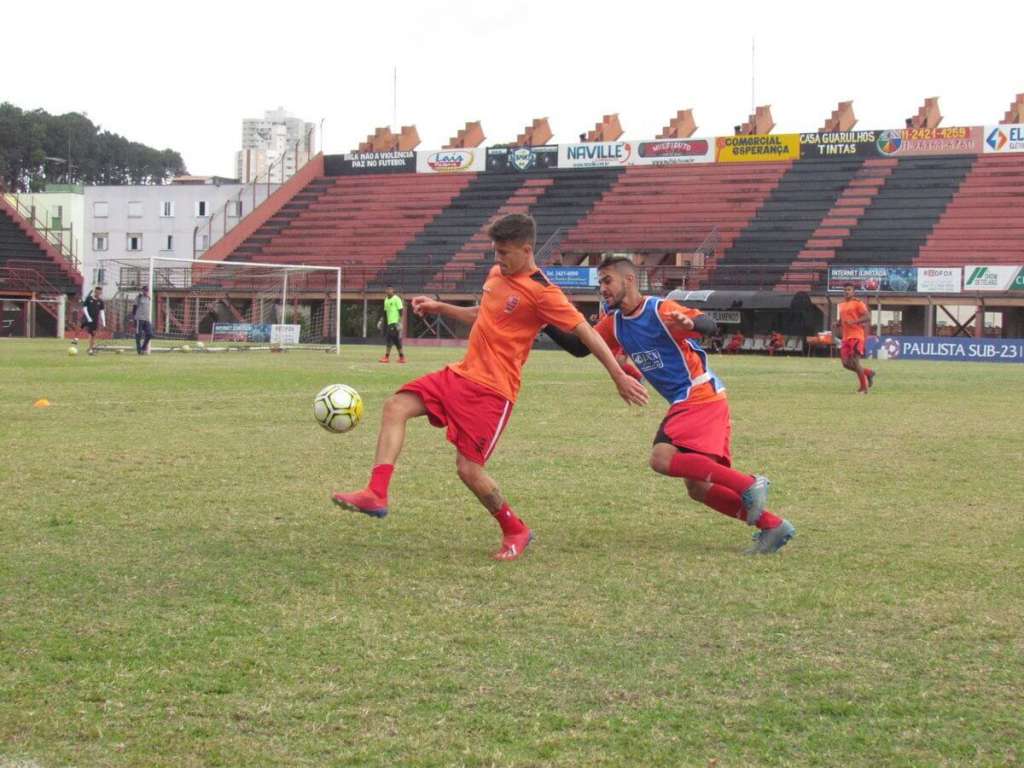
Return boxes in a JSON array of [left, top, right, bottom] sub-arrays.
[[399, 367, 513, 466], [840, 337, 865, 360], [653, 398, 733, 467]]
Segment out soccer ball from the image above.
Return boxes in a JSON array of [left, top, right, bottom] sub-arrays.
[[196, 341, 206, 350], [67, 346, 78, 356], [313, 384, 363, 433], [181, 344, 191, 353]]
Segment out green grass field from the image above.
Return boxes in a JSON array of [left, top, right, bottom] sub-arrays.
[[1, 339, 1021, 767]]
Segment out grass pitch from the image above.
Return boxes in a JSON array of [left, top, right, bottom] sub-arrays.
[[1, 340, 1021, 767]]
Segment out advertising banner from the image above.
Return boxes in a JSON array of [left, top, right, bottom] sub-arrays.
[[916, 267, 962, 293], [874, 127, 981, 157], [868, 335, 1024, 363], [543, 266, 598, 288], [963, 265, 1024, 291], [632, 138, 714, 165], [211, 323, 271, 343], [704, 310, 741, 324], [416, 148, 486, 174], [983, 124, 1024, 153], [326, 151, 416, 175], [799, 131, 879, 159], [558, 141, 634, 169], [271, 324, 301, 345], [827, 266, 918, 293], [715, 134, 800, 163], [486, 146, 559, 172]]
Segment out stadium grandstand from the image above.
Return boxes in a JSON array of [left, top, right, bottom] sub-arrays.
[[5, 96, 1024, 345]]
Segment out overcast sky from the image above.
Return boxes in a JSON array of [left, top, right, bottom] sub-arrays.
[[7, 0, 1024, 177]]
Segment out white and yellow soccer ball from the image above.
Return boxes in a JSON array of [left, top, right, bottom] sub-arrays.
[[313, 384, 363, 433]]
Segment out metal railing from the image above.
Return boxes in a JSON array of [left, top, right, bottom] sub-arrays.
[[193, 126, 318, 258], [0, 185, 81, 273]]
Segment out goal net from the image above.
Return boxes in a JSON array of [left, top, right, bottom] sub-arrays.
[[96, 257, 341, 352]]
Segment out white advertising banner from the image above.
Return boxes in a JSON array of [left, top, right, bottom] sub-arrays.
[[963, 265, 1024, 291], [916, 267, 961, 293], [983, 125, 1024, 153], [271, 324, 301, 345], [416, 148, 486, 174], [558, 141, 634, 169]]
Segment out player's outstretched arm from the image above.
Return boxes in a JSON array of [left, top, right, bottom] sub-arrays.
[[571, 322, 648, 406], [541, 325, 643, 380], [411, 296, 479, 326]]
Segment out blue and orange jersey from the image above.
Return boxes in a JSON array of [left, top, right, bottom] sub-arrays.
[[594, 297, 726, 406]]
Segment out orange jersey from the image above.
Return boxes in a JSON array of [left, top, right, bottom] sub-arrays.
[[594, 298, 726, 406], [838, 299, 870, 342], [449, 265, 585, 402]]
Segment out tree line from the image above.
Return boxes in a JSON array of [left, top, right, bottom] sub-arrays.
[[0, 102, 188, 192]]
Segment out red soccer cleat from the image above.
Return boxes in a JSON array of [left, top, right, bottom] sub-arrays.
[[332, 489, 388, 518], [398, 356, 407, 364], [492, 528, 535, 561], [378, 356, 390, 363]]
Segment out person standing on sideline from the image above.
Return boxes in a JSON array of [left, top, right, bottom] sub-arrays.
[[131, 285, 153, 355], [380, 286, 406, 363], [834, 283, 876, 393], [333, 214, 648, 561], [81, 286, 105, 355]]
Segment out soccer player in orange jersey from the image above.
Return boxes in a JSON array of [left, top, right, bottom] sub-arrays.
[[545, 257, 795, 554], [332, 214, 648, 561], [834, 283, 876, 393]]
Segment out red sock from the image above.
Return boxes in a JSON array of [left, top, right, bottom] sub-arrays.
[[857, 370, 867, 391], [492, 502, 526, 535], [702, 485, 783, 529], [703, 485, 744, 520], [668, 453, 754, 495], [864, 367, 874, 377], [368, 464, 394, 499]]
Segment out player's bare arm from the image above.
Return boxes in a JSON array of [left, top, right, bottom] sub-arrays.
[[411, 296, 479, 325], [572, 321, 649, 406]]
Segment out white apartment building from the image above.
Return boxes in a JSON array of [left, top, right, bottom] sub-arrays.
[[236, 107, 316, 183], [82, 179, 279, 295]]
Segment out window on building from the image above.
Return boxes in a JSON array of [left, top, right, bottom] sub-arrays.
[[93, 202, 109, 218], [92, 233, 109, 252], [198, 234, 210, 250], [228, 200, 243, 217], [195, 200, 209, 217], [127, 201, 143, 218], [163, 235, 174, 251], [92, 268, 105, 285], [161, 201, 175, 217], [127, 233, 143, 252]]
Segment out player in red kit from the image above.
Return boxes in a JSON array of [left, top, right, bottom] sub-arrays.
[[332, 214, 648, 560], [834, 283, 876, 393]]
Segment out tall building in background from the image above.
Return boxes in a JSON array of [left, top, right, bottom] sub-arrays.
[[236, 107, 316, 183]]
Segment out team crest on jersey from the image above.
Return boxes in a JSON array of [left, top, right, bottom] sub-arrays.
[[504, 295, 520, 313], [632, 349, 664, 371]]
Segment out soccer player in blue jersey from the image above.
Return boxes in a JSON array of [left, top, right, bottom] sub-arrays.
[[546, 256, 795, 554]]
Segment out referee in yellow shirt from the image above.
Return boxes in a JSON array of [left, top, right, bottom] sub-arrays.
[[380, 286, 406, 363]]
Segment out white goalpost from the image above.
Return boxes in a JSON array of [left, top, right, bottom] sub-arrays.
[[96, 256, 341, 353]]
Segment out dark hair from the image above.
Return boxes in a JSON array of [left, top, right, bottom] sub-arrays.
[[843, 282, 854, 289], [597, 255, 637, 274], [488, 214, 536, 247]]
